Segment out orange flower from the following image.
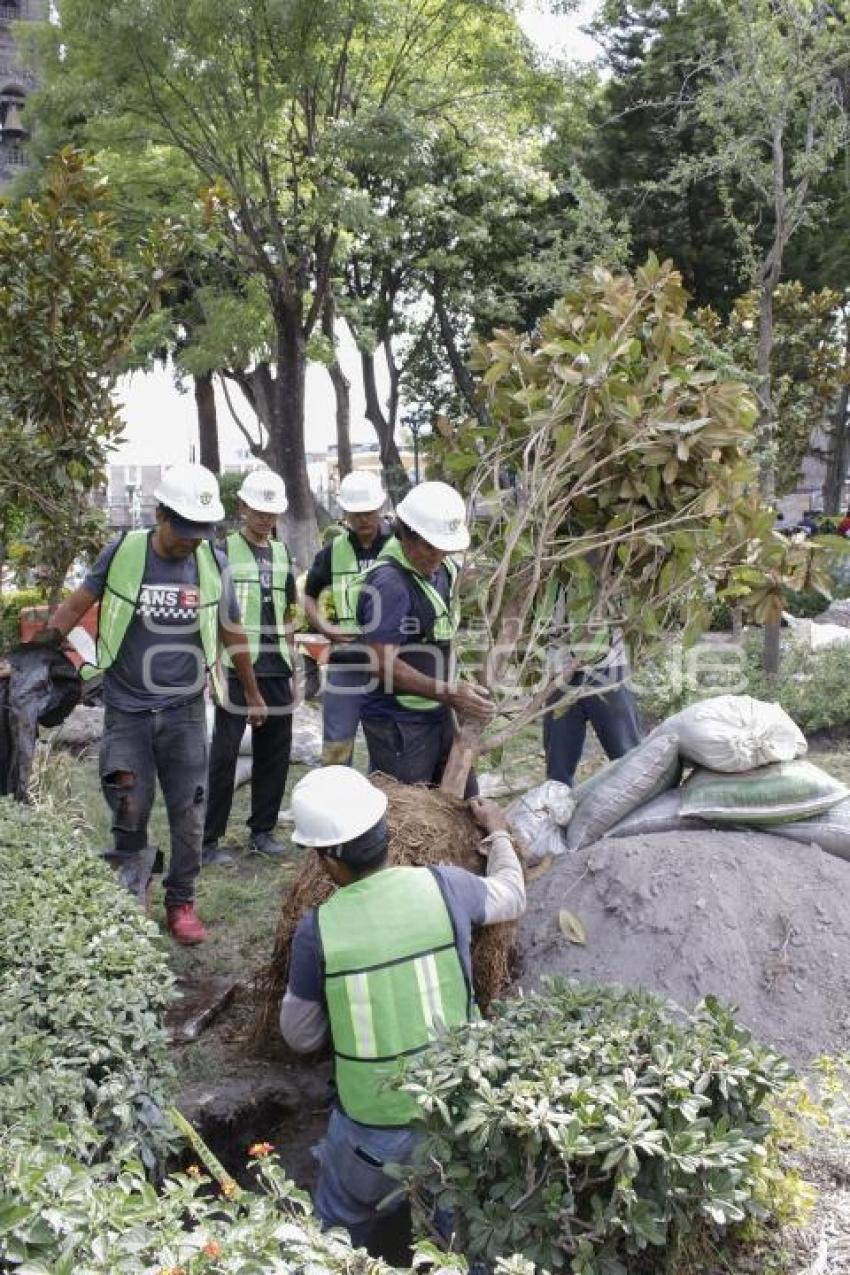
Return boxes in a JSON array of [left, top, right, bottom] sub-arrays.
[[203, 1241, 222, 1258], [248, 1141, 275, 1158]]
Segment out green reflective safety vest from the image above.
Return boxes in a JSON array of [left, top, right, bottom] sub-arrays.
[[330, 532, 366, 633], [317, 865, 471, 1127], [366, 537, 460, 713], [80, 529, 222, 688], [222, 532, 292, 671]]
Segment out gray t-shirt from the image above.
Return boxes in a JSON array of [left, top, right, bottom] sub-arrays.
[[84, 532, 237, 713]]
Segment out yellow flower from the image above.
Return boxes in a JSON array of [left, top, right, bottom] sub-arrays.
[[186, 1164, 202, 1178], [220, 1178, 238, 1198], [248, 1141, 275, 1159]]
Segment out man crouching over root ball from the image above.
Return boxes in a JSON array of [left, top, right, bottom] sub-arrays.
[[44, 463, 267, 946], [280, 766, 525, 1255]]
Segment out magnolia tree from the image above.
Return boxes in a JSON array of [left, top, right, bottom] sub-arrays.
[[433, 257, 825, 793]]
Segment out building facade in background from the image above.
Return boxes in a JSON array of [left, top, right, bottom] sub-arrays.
[[0, 0, 44, 191]]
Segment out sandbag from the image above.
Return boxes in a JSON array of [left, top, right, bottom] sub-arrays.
[[681, 760, 847, 825], [606, 789, 703, 839], [768, 797, 850, 861], [662, 695, 805, 772], [566, 732, 680, 851], [507, 780, 574, 865]]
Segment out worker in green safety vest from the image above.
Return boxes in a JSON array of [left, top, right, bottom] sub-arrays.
[[203, 467, 297, 864], [355, 481, 494, 794], [280, 766, 525, 1254], [303, 470, 391, 766], [43, 463, 267, 946]]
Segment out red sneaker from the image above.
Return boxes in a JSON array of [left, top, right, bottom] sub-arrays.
[[166, 903, 208, 946]]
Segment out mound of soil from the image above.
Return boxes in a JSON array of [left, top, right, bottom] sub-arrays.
[[518, 828, 850, 1064]]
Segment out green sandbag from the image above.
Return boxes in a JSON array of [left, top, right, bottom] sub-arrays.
[[680, 760, 848, 826], [566, 733, 681, 851]]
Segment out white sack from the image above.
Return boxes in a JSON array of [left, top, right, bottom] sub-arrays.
[[507, 780, 574, 866], [662, 695, 805, 772]]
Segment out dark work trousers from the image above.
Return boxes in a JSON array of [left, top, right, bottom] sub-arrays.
[[204, 675, 293, 843], [543, 675, 641, 787], [99, 697, 208, 906], [321, 664, 370, 766], [361, 710, 478, 798]]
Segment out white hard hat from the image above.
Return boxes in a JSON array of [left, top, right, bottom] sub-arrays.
[[291, 767, 388, 847], [153, 462, 225, 529], [237, 467, 288, 514], [338, 471, 386, 513], [396, 481, 470, 552]]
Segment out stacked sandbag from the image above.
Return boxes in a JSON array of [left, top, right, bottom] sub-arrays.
[[607, 788, 703, 839], [768, 798, 850, 861], [680, 760, 848, 825], [507, 780, 575, 865], [566, 732, 680, 851], [660, 694, 807, 771]]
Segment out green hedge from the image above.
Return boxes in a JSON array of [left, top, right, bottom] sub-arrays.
[[0, 801, 176, 1170], [0, 801, 398, 1274]]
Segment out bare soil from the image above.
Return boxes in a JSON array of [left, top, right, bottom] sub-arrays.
[[518, 828, 850, 1065]]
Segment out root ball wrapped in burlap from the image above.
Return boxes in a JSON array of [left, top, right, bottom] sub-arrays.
[[251, 774, 519, 1049]]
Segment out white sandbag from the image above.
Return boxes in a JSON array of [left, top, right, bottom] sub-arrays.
[[784, 613, 850, 651], [507, 780, 575, 865], [606, 789, 703, 839], [681, 760, 847, 825], [291, 704, 322, 766], [662, 695, 806, 772], [566, 733, 680, 852], [768, 797, 850, 861]]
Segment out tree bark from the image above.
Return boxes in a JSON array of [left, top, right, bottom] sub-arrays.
[[360, 348, 410, 505], [323, 297, 352, 481], [823, 322, 850, 514], [194, 371, 221, 474], [432, 271, 491, 430], [245, 315, 319, 570]]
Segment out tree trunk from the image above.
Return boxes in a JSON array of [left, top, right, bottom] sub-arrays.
[[360, 348, 410, 505], [757, 277, 782, 675], [194, 371, 221, 475], [323, 298, 352, 481], [440, 607, 524, 797], [822, 325, 850, 514], [432, 271, 491, 430], [260, 316, 319, 570]]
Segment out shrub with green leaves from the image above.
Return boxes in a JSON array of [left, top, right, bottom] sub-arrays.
[[0, 800, 176, 1171], [0, 1139, 395, 1275], [401, 981, 790, 1274]]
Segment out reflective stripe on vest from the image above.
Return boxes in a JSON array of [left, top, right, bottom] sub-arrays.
[[317, 865, 471, 1127], [80, 530, 222, 690], [366, 537, 460, 712], [222, 532, 292, 671], [330, 532, 365, 633]]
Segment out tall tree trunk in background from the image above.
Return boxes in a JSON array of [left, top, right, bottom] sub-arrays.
[[432, 271, 491, 430], [271, 314, 318, 570], [360, 348, 410, 506], [194, 371, 221, 474], [323, 297, 352, 481], [823, 322, 850, 514], [758, 276, 782, 675]]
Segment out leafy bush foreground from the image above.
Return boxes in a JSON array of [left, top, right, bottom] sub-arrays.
[[402, 984, 791, 1273], [0, 802, 804, 1274]]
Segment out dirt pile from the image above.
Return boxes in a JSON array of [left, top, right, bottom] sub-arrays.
[[252, 774, 519, 1046], [518, 828, 850, 1064]]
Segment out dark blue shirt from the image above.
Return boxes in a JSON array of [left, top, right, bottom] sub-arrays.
[[356, 560, 453, 722]]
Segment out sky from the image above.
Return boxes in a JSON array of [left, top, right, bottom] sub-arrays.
[[113, 1, 602, 467]]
